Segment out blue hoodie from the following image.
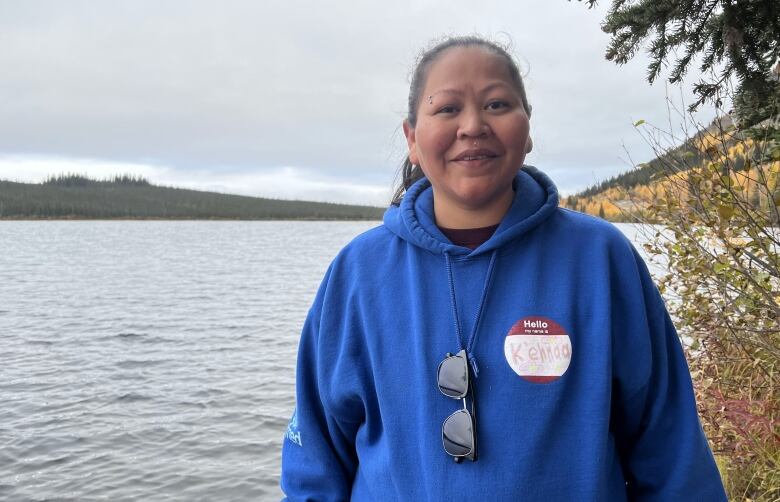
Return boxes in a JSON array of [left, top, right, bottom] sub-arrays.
[[280, 166, 726, 501]]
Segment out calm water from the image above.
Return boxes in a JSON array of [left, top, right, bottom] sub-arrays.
[[0, 221, 651, 501]]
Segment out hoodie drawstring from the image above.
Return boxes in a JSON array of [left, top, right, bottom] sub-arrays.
[[444, 250, 499, 378]]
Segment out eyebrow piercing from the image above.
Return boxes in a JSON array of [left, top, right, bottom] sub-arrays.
[[428, 95, 433, 105]]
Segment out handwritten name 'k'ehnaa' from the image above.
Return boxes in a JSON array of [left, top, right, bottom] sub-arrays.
[[509, 339, 571, 365]]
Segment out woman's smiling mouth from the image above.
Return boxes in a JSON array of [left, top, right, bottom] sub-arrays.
[[451, 148, 500, 162]]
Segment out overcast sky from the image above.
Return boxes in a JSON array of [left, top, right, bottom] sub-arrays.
[[0, 0, 716, 205]]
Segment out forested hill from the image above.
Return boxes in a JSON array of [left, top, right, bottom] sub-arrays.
[[0, 175, 385, 220], [575, 117, 735, 199], [561, 116, 780, 221]]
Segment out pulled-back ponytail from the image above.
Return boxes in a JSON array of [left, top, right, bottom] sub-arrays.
[[391, 158, 425, 205]]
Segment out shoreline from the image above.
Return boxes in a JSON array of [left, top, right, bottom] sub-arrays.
[[0, 216, 383, 222]]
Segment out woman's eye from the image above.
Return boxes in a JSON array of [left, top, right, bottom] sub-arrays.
[[436, 105, 458, 114], [486, 101, 509, 111]]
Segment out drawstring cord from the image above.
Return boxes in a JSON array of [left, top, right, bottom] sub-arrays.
[[444, 252, 463, 349], [444, 250, 499, 377]]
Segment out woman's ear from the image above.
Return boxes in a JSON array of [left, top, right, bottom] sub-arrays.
[[526, 136, 533, 154], [403, 120, 420, 166]]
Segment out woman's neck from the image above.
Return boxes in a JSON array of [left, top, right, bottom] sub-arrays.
[[432, 188, 514, 229]]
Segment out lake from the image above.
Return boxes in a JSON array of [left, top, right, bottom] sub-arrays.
[[0, 221, 654, 501]]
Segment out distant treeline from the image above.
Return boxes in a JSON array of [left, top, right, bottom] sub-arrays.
[[0, 174, 385, 220], [561, 117, 779, 222], [572, 117, 760, 201], [574, 135, 705, 200], [44, 173, 152, 187]]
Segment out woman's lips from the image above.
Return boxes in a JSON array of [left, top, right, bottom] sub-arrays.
[[451, 148, 499, 161], [451, 148, 500, 167]]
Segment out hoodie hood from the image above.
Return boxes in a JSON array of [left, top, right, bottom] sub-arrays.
[[383, 165, 559, 257]]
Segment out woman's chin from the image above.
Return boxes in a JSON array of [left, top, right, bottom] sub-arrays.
[[432, 186, 515, 227]]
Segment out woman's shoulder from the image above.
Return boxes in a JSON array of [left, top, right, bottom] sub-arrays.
[[337, 223, 396, 256], [315, 224, 404, 301], [553, 206, 625, 233], [326, 223, 400, 274], [550, 207, 636, 250], [543, 208, 651, 276]]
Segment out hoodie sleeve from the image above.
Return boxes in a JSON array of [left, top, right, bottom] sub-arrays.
[[610, 244, 727, 501], [280, 262, 364, 502]]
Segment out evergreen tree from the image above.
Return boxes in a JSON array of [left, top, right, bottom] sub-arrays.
[[573, 0, 780, 122]]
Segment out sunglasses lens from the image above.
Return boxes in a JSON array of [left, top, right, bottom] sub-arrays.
[[442, 409, 474, 457], [437, 354, 468, 398]]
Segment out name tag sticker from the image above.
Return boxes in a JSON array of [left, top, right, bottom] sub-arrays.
[[504, 316, 572, 383]]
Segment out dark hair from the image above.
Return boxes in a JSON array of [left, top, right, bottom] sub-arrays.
[[391, 36, 531, 205]]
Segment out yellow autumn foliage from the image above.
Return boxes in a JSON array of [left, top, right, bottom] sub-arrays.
[[562, 130, 780, 223]]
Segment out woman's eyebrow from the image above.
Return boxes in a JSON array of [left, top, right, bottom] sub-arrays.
[[479, 81, 513, 94], [429, 89, 461, 99]]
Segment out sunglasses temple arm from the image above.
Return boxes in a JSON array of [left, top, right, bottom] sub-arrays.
[[469, 377, 478, 461]]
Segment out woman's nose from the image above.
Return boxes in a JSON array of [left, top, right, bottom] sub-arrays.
[[457, 108, 490, 138]]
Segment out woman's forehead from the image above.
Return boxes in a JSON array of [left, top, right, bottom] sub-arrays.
[[423, 47, 515, 92]]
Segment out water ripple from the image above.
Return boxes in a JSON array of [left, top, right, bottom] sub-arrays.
[[0, 221, 377, 500]]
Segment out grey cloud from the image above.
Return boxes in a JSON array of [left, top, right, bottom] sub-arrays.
[[0, 0, 715, 200]]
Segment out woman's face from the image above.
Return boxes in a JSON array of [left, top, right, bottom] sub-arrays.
[[403, 46, 531, 227]]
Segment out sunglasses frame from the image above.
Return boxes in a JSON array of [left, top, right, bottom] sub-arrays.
[[437, 349, 478, 462]]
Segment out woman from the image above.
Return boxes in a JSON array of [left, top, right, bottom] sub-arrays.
[[280, 36, 726, 501]]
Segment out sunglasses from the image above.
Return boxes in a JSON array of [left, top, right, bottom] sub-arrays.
[[437, 349, 477, 462]]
